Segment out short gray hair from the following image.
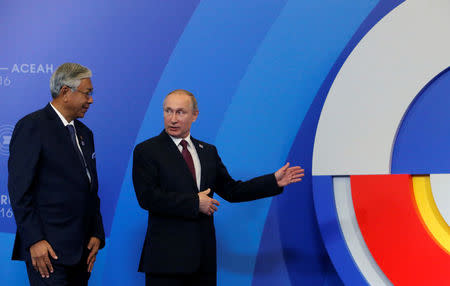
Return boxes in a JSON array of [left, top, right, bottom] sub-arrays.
[[164, 89, 198, 112], [50, 63, 92, 98]]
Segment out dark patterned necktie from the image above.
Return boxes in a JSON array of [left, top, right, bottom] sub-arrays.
[[67, 125, 91, 181], [180, 139, 196, 180]]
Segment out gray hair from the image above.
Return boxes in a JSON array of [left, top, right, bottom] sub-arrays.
[[164, 89, 198, 112], [49, 63, 92, 98]]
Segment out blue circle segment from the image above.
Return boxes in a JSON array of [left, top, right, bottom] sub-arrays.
[[392, 67, 450, 174]]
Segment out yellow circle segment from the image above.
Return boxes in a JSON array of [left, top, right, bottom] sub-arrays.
[[412, 175, 450, 254]]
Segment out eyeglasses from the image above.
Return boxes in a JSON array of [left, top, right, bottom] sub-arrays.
[[75, 89, 94, 97], [63, 85, 94, 97]]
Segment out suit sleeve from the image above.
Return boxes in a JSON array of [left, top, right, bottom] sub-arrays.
[[132, 145, 199, 219], [8, 118, 46, 249], [212, 146, 283, 203], [88, 131, 105, 249]]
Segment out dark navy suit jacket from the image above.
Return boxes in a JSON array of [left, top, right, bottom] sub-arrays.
[[8, 104, 105, 265], [132, 130, 282, 274]]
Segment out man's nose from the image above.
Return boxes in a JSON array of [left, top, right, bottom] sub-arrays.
[[88, 96, 94, 104]]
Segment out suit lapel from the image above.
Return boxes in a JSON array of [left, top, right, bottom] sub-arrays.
[[191, 137, 206, 192], [75, 122, 94, 176], [44, 105, 83, 167], [44, 105, 90, 184], [160, 131, 198, 191], [74, 122, 98, 192]]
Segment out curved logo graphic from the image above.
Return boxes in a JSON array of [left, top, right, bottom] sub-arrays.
[[312, 0, 450, 285]]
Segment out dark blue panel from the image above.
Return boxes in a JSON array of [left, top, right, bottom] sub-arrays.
[[392, 67, 450, 174]]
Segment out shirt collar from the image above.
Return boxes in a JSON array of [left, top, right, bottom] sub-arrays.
[[50, 102, 74, 127], [170, 133, 194, 148]]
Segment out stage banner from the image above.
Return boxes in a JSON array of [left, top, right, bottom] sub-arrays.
[[2, 0, 448, 285]]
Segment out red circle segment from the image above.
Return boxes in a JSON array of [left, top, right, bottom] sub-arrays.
[[351, 174, 450, 285]]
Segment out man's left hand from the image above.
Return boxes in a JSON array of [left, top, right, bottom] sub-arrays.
[[274, 162, 305, 187], [86, 237, 101, 272]]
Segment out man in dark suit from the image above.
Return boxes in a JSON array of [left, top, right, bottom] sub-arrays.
[[8, 63, 105, 286], [132, 89, 304, 286]]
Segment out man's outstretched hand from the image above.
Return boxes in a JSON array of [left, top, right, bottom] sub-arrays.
[[198, 188, 220, 216], [274, 162, 305, 187]]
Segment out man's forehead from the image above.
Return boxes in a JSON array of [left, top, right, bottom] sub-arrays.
[[79, 78, 93, 87], [167, 91, 190, 99], [164, 93, 191, 105]]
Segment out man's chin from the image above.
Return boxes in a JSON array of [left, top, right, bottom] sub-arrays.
[[166, 128, 180, 137]]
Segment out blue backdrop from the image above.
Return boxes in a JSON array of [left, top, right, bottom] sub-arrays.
[[0, 1, 398, 285]]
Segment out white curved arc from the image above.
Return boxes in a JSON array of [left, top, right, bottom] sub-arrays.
[[429, 174, 450, 226], [333, 177, 392, 285], [312, 0, 450, 175]]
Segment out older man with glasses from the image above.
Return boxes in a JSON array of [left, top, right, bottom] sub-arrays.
[[8, 63, 105, 286]]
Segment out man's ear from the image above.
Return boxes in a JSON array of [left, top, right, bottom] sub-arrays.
[[192, 110, 199, 122], [59, 86, 70, 102]]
